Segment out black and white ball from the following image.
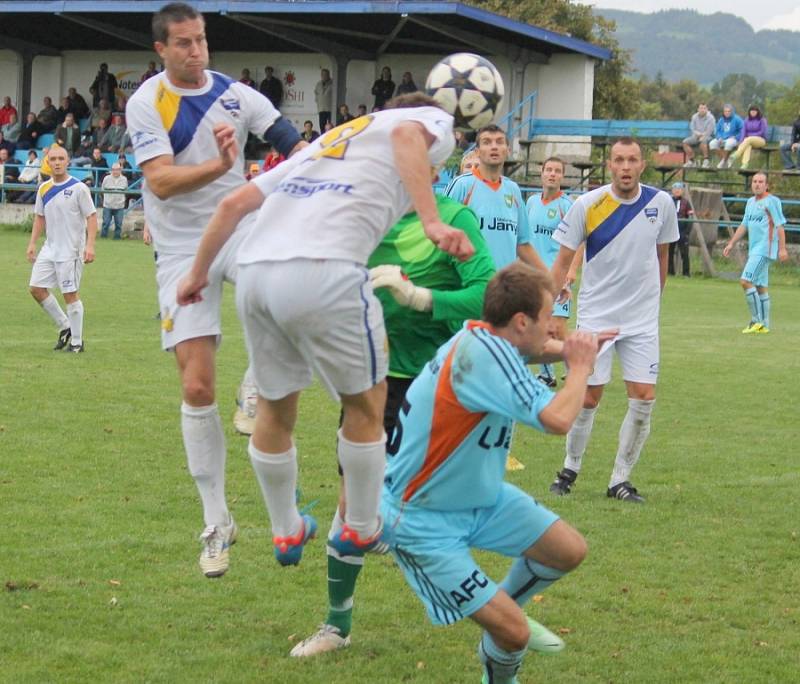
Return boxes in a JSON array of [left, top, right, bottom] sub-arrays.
[[425, 53, 504, 131]]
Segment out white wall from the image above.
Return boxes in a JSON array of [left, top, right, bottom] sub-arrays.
[[536, 53, 594, 119], [0, 50, 20, 105]]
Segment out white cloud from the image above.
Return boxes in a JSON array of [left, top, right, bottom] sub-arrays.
[[763, 8, 800, 31]]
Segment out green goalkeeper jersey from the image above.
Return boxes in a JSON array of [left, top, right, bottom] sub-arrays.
[[367, 195, 495, 378]]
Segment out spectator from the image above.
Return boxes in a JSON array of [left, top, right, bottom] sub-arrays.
[[454, 129, 472, 151], [90, 98, 113, 131], [323, 120, 334, 132], [0, 148, 18, 183], [90, 62, 118, 107], [16, 112, 41, 150], [2, 112, 20, 142], [116, 153, 138, 184], [710, 104, 743, 169], [67, 87, 90, 120], [112, 93, 128, 116], [314, 68, 333, 131], [246, 162, 261, 180], [100, 162, 129, 239], [779, 109, 800, 170], [239, 68, 256, 89], [300, 120, 319, 143], [371, 66, 395, 110], [71, 132, 98, 166], [0, 96, 17, 127], [259, 66, 283, 108], [86, 147, 109, 186], [459, 150, 480, 173], [262, 145, 284, 172], [101, 114, 128, 153], [356, 104, 367, 117], [335, 103, 354, 126], [56, 96, 74, 127], [141, 61, 159, 84], [668, 182, 694, 277], [395, 71, 418, 96], [14, 149, 41, 204], [55, 113, 81, 156], [37, 96, 58, 133], [0, 130, 15, 157], [729, 106, 768, 170], [682, 103, 715, 168]]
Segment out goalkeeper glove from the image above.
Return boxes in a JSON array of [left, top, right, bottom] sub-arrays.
[[369, 264, 433, 312]]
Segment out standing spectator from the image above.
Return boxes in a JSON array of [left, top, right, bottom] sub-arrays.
[[141, 61, 159, 83], [335, 103, 354, 126], [101, 114, 128, 153], [100, 162, 129, 239], [56, 96, 73, 126], [259, 66, 283, 108], [371, 66, 395, 110], [67, 87, 90, 120], [356, 104, 367, 117], [55, 113, 81, 156], [37, 96, 58, 133], [0, 96, 17, 127], [239, 68, 256, 89], [395, 71, 418, 96], [16, 112, 41, 150], [314, 68, 333, 131], [300, 120, 319, 143], [90, 63, 118, 107], [681, 103, 715, 168], [0, 130, 16, 157], [90, 98, 113, 130], [779, 109, 800, 170], [87, 147, 109, 187], [710, 104, 743, 169], [2, 112, 21, 142], [668, 182, 694, 277], [729, 106, 768, 170]]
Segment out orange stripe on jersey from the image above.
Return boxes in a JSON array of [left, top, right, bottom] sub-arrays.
[[765, 205, 775, 249], [402, 335, 486, 502], [472, 167, 502, 191]]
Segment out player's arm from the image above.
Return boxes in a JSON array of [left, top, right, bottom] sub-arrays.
[[777, 226, 789, 262], [263, 117, 304, 157], [551, 244, 577, 303], [566, 243, 585, 286], [84, 212, 98, 264], [140, 123, 238, 200], [516, 243, 547, 272], [723, 224, 747, 257], [26, 214, 45, 262], [657, 243, 669, 292], [391, 121, 474, 261]]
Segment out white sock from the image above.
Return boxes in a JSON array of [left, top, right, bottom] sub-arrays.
[[41, 294, 69, 329], [66, 300, 84, 345], [564, 407, 597, 473], [248, 440, 302, 538], [181, 402, 229, 527], [609, 399, 655, 488], [337, 429, 385, 539]]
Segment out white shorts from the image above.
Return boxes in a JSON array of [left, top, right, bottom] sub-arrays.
[[709, 137, 738, 152], [581, 329, 660, 386], [29, 254, 83, 294], [156, 224, 251, 351], [236, 259, 388, 400]]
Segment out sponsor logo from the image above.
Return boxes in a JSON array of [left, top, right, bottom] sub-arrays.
[[276, 176, 355, 198], [221, 97, 241, 112], [547, 207, 557, 219], [533, 224, 553, 236], [450, 570, 490, 606], [63, 189, 73, 197], [644, 207, 658, 223], [649, 362, 659, 374], [284, 71, 296, 86], [504, 194, 514, 208], [131, 130, 159, 151], [479, 216, 517, 233]]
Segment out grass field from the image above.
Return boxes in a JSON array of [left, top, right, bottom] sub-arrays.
[[1, 229, 798, 683]]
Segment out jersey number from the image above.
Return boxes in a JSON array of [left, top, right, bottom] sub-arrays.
[[311, 115, 373, 161]]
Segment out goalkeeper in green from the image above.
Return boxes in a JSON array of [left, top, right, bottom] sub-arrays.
[[290, 193, 495, 657]]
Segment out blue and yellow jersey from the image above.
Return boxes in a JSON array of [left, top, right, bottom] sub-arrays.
[[743, 194, 786, 259], [383, 321, 554, 511], [525, 191, 573, 268]]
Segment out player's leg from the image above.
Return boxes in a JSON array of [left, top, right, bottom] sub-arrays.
[[100, 207, 111, 238], [740, 256, 765, 331], [113, 208, 123, 240], [678, 230, 691, 276], [754, 262, 771, 331], [59, 259, 85, 352], [472, 593, 530, 684], [30, 256, 71, 348]]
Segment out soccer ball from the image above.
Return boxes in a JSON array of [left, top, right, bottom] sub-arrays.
[[425, 53, 504, 131]]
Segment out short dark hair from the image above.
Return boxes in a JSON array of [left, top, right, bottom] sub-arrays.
[[303, 120, 313, 126], [384, 93, 441, 110], [153, 3, 202, 43], [483, 263, 555, 328], [476, 124, 508, 145], [542, 156, 565, 172], [610, 136, 642, 155]]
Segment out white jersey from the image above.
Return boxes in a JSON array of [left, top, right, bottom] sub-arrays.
[[126, 70, 281, 255], [554, 183, 678, 334], [35, 175, 96, 261], [239, 107, 454, 266]]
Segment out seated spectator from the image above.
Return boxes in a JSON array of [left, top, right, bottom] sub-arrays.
[[71, 132, 98, 166], [371, 66, 395, 110], [16, 112, 41, 150], [709, 104, 743, 169], [91, 98, 112, 130], [262, 145, 284, 172], [323, 120, 334, 132], [0, 130, 16, 157], [357, 104, 367, 117], [246, 162, 261, 180], [56, 96, 73, 126], [779, 109, 800, 170], [116, 153, 138, 183], [100, 162, 129, 239], [85, 147, 109, 186], [67, 87, 90, 120], [300, 120, 319, 143], [0, 96, 17, 127], [101, 114, 128, 153], [37, 96, 58, 133], [14, 150, 42, 204], [682, 102, 715, 168], [141, 61, 159, 83], [2, 112, 20, 142], [55, 113, 81, 156], [112, 93, 127, 116], [729, 105, 768, 170], [454, 129, 472, 151], [239, 68, 256, 89], [336, 104, 354, 126], [90, 62, 118, 107], [396, 71, 418, 96]]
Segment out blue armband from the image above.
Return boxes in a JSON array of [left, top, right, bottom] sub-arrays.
[[264, 117, 301, 157]]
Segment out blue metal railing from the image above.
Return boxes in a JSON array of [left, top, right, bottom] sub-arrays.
[[498, 90, 538, 141]]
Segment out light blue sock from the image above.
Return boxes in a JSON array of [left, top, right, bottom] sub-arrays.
[[499, 557, 566, 607], [478, 632, 525, 684], [744, 287, 760, 323], [758, 294, 770, 328]]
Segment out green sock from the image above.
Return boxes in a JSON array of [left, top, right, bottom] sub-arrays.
[[325, 553, 363, 636]]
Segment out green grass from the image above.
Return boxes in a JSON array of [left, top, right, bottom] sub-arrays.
[[2, 229, 799, 683]]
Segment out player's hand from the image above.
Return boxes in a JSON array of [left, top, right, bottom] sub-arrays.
[[369, 265, 433, 312], [177, 271, 208, 306], [779, 247, 789, 262], [26, 243, 37, 263], [83, 247, 95, 263], [556, 282, 572, 304], [561, 331, 598, 373], [422, 220, 475, 261], [213, 123, 238, 170], [142, 225, 152, 246], [722, 242, 733, 257], [792, 143, 799, 153], [595, 329, 619, 346]]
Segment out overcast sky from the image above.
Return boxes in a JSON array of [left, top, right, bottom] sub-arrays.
[[592, 0, 800, 31]]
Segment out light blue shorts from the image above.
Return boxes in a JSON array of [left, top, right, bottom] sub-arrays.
[[741, 254, 772, 288], [381, 483, 559, 626]]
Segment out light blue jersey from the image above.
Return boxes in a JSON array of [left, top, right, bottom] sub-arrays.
[[383, 321, 554, 511], [526, 192, 573, 268], [743, 194, 785, 258], [445, 169, 531, 269]]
